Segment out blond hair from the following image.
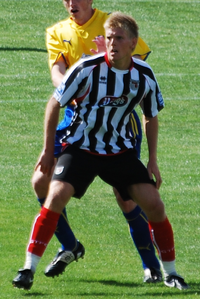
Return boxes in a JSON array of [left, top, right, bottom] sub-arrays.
[[104, 12, 139, 39]]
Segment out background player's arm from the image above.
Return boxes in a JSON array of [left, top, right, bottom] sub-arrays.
[[51, 56, 67, 88], [35, 97, 60, 176]]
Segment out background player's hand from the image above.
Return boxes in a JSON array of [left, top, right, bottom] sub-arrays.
[[90, 35, 106, 54], [147, 159, 162, 189], [35, 150, 55, 177]]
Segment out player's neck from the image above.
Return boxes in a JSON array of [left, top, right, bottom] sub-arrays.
[[110, 57, 132, 71], [74, 8, 95, 26]]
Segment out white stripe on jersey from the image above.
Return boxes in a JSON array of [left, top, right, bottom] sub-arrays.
[[53, 53, 164, 154]]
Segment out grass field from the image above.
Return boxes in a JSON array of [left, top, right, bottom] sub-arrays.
[[0, 0, 200, 298]]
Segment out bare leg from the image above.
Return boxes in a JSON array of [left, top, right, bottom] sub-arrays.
[[24, 180, 75, 273], [31, 162, 56, 199], [128, 183, 165, 222], [31, 162, 78, 252]]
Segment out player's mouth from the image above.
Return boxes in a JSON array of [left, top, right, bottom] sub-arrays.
[[71, 9, 79, 14], [111, 49, 118, 54]]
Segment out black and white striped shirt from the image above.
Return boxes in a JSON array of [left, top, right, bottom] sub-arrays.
[[54, 52, 164, 155]]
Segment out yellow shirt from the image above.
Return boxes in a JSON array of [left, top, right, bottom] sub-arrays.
[[46, 9, 151, 70]]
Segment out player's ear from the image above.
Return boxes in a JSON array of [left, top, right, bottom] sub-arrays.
[[131, 37, 138, 51]]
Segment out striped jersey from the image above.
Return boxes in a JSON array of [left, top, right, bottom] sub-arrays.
[[53, 53, 164, 155]]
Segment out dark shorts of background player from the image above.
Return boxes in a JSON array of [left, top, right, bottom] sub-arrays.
[[52, 145, 156, 200]]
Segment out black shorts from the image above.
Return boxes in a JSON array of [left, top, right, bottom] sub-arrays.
[[52, 145, 155, 200]]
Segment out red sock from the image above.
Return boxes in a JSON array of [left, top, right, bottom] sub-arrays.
[[27, 206, 60, 257], [148, 217, 175, 261]]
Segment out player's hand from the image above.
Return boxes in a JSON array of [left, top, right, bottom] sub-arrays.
[[35, 150, 55, 177], [147, 159, 162, 189], [90, 35, 106, 54]]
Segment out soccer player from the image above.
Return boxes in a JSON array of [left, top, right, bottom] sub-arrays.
[[13, 11, 189, 292], [31, 0, 161, 283]]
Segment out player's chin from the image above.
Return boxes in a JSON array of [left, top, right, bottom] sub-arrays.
[[108, 54, 118, 63]]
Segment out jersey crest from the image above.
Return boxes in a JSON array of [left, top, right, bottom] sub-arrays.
[[130, 79, 139, 90]]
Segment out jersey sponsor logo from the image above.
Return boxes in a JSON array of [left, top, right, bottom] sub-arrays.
[[63, 38, 72, 46], [54, 166, 64, 175], [130, 79, 139, 90], [99, 95, 128, 107]]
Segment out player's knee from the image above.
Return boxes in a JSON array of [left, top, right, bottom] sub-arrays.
[[31, 170, 50, 196], [44, 181, 73, 213], [153, 198, 165, 213], [113, 187, 137, 213], [120, 200, 137, 213], [116, 196, 137, 213], [31, 171, 42, 189], [148, 197, 166, 222]]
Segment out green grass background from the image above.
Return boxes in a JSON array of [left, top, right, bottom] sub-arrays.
[[0, 0, 200, 298]]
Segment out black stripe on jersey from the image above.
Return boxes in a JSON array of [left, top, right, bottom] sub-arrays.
[[103, 108, 118, 154], [88, 107, 105, 152], [67, 76, 89, 137], [133, 61, 163, 112], [72, 77, 88, 105], [116, 72, 146, 149], [142, 90, 153, 117], [73, 64, 101, 149], [88, 67, 119, 154], [62, 55, 105, 97], [136, 71, 153, 117], [132, 69, 154, 117], [102, 69, 120, 153], [133, 61, 155, 81], [130, 70, 153, 118], [123, 72, 131, 95], [107, 68, 116, 95]]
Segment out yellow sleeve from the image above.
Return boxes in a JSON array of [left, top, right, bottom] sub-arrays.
[[132, 37, 151, 61], [46, 24, 69, 70]]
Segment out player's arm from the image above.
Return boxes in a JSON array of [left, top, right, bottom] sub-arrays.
[[35, 96, 60, 176], [51, 56, 67, 88], [144, 115, 162, 189]]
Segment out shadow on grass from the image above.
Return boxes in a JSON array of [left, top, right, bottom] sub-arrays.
[[77, 279, 200, 296], [22, 292, 48, 297], [79, 278, 140, 287], [0, 46, 46, 53], [15, 281, 200, 298], [141, 283, 200, 298]]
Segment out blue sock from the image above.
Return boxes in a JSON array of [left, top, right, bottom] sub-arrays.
[[123, 206, 160, 270], [37, 198, 77, 251]]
